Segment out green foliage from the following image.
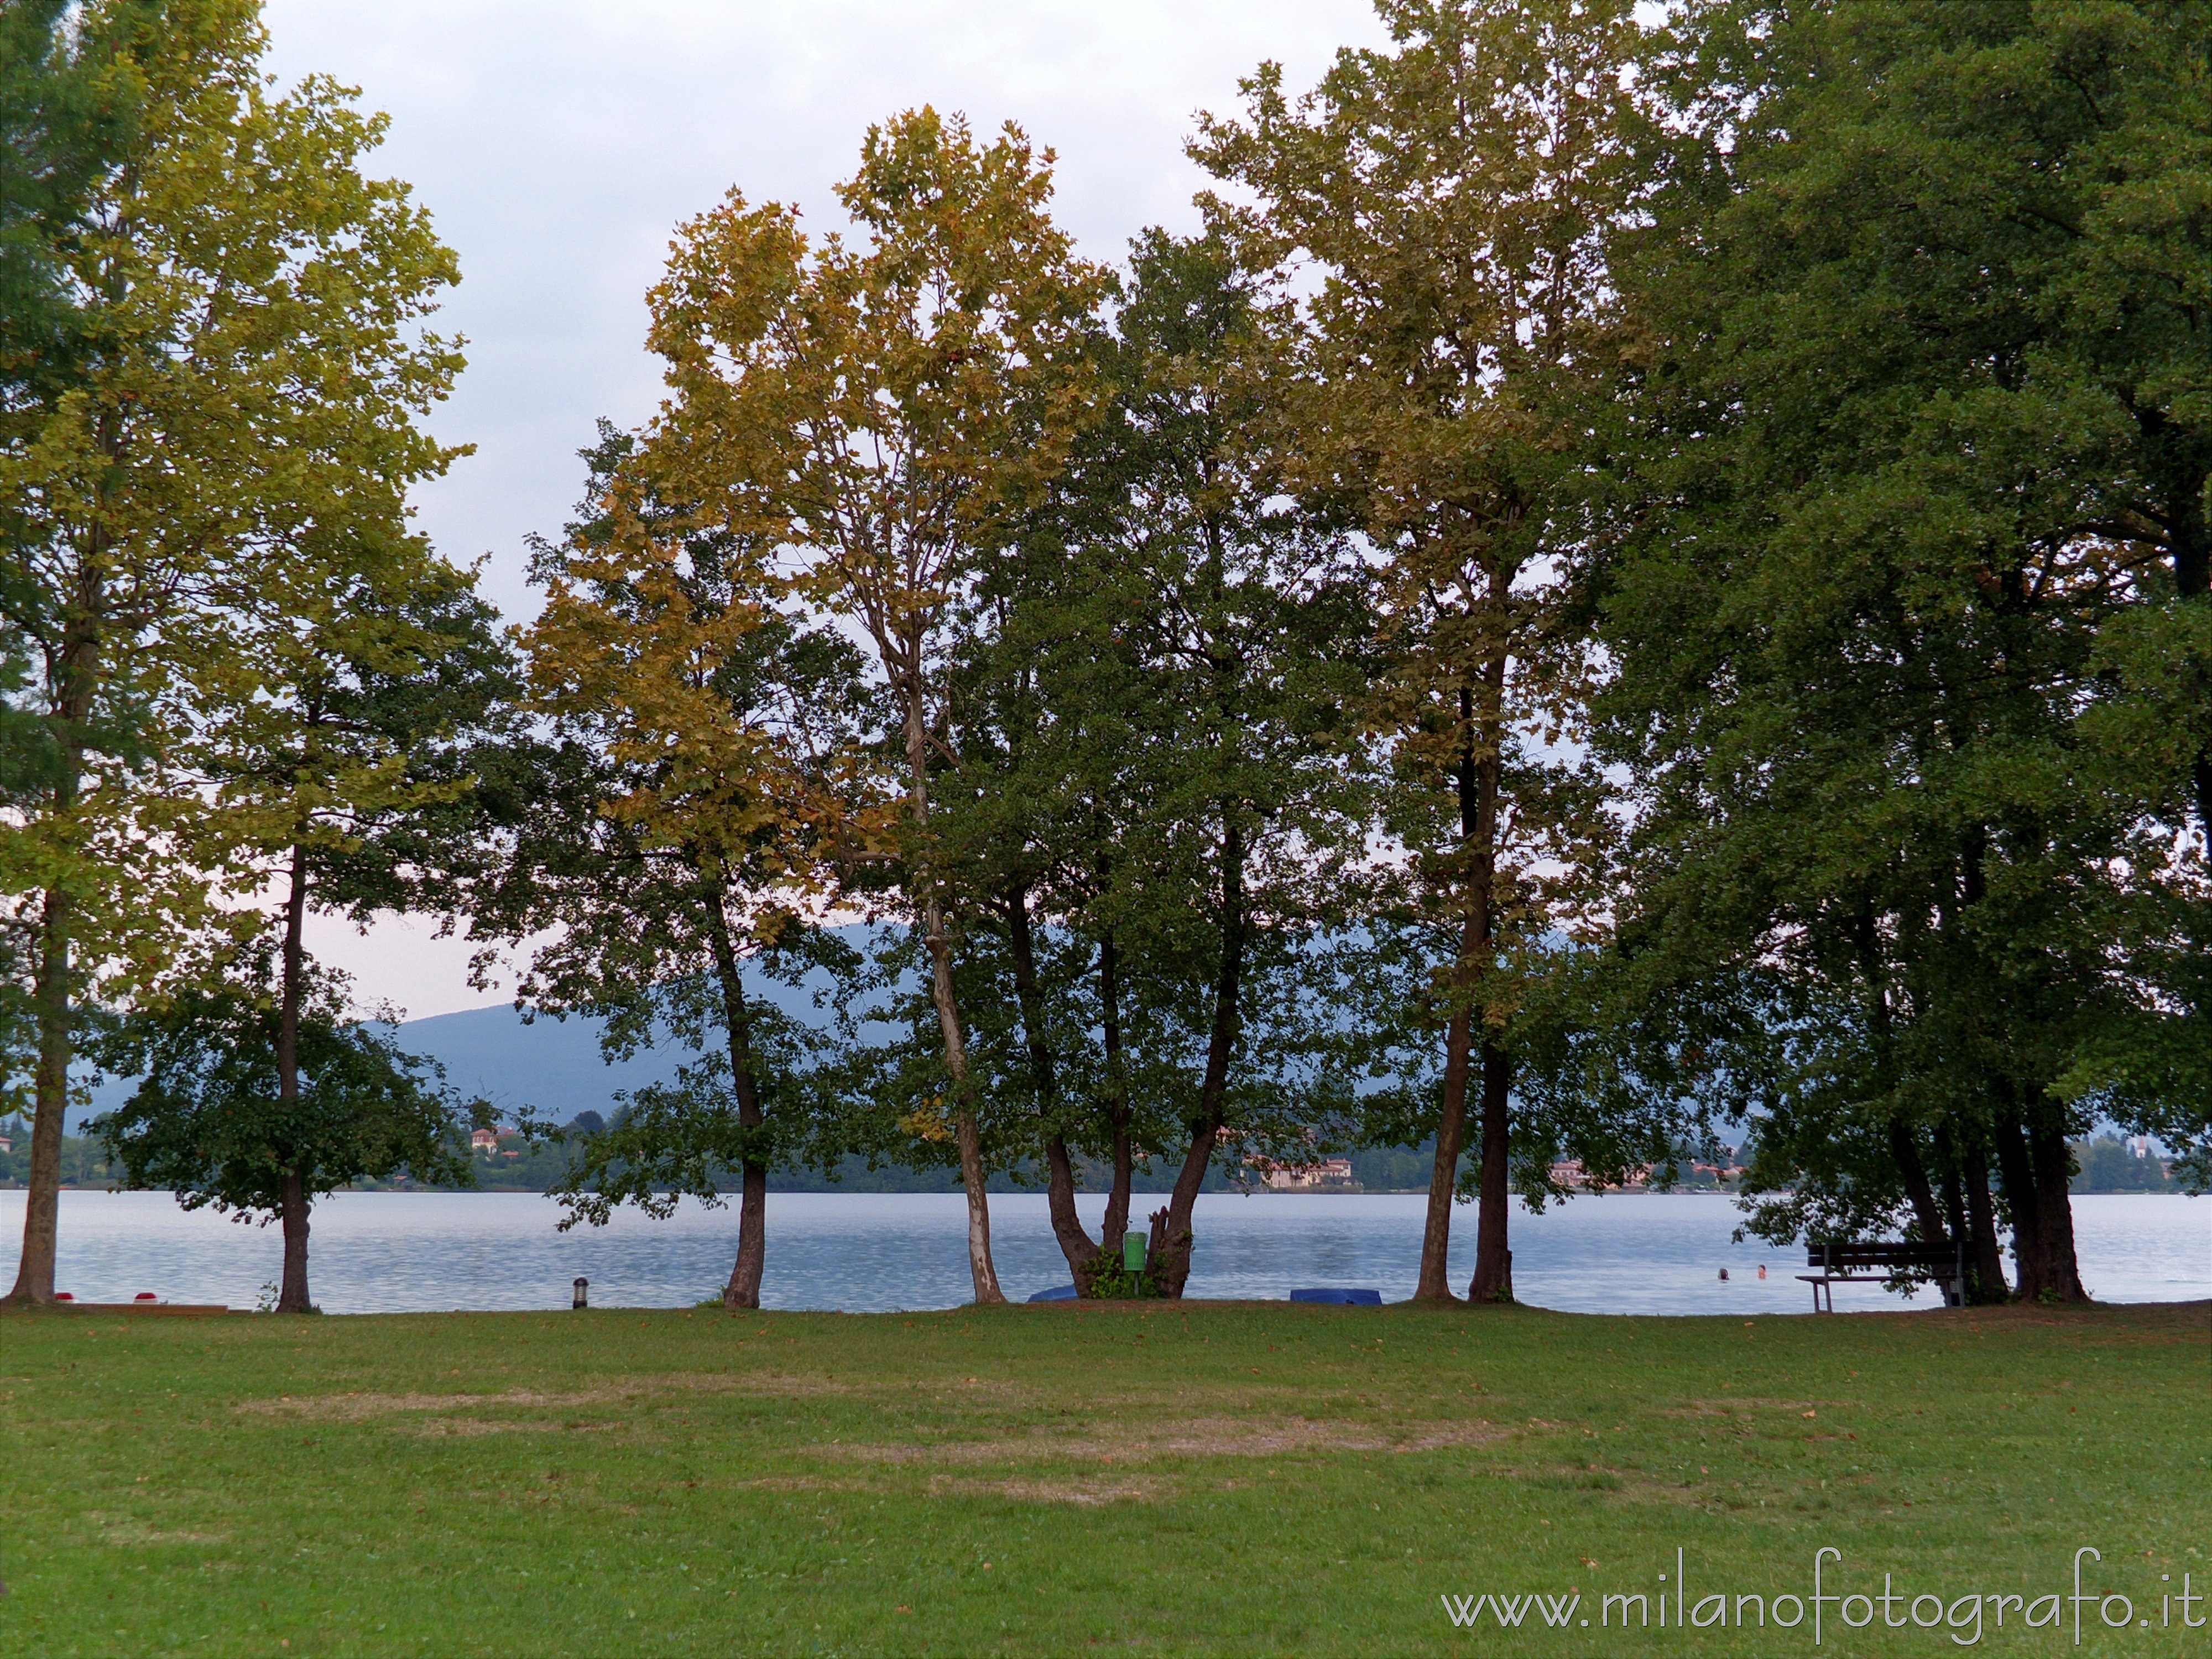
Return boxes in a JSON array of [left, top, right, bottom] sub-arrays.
[[499, 423, 874, 1269], [87, 956, 485, 1221], [541, 945, 859, 1230], [220, 565, 522, 927], [1191, 0, 1651, 1300], [1078, 1251, 1151, 1300], [1, 0, 468, 1300], [927, 228, 1377, 1269], [1579, 0, 2212, 1295], [0, 0, 140, 416]]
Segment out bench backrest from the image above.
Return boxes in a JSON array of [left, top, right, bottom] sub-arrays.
[[1805, 1241, 1957, 1271]]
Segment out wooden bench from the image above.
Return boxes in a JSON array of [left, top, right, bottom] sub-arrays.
[[1799, 1241, 1965, 1312]]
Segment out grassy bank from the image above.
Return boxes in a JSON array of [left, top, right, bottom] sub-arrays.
[[3, 1300, 2204, 1656]]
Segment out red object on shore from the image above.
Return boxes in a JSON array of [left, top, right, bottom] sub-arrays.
[[134, 1292, 159, 1302], [53, 1291, 73, 1302]]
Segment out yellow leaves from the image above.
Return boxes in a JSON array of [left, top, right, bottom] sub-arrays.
[[520, 427, 878, 925], [897, 1100, 956, 1144], [641, 108, 1105, 656]]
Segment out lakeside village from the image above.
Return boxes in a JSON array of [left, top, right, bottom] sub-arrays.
[[1, 1119, 2186, 1198]]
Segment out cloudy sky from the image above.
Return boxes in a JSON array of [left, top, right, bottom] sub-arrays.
[[259, 0, 1389, 1017]]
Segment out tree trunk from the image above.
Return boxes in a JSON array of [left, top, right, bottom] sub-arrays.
[[1887, 1120, 1950, 1247], [6, 561, 100, 1307], [899, 673, 1001, 1303], [1006, 886, 1097, 1282], [276, 1165, 312, 1313], [2026, 1110, 2088, 1303], [1097, 930, 1134, 1253], [1934, 1121, 2007, 1302], [1459, 667, 1513, 1305], [1417, 692, 1489, 1303], [1465, 1039, 1514, 1303], [1963, 1136, 2008, 1303], [6, 888, 72, 1305], [930, 900, 1002, 1304], [1940, 1142, 1971, 1310], [1156, 818, 1246, 1298], [1939, 1155, 1968, 1262], [1415, 998, 1474, 1303], [1992, 1112, 2044, 1298], [705, 895, 768, 1310], [273, 840, 316, 1314]]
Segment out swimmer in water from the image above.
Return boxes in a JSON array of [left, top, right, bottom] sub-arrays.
[[1757, 1264, 1767, 1279]]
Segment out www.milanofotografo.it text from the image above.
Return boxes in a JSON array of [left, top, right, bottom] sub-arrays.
[[1441, 1548, 2204, 1644]]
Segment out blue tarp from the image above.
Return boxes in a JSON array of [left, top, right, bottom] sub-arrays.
[[1288, 1287, 1383, 1305], [1027, 1285, 1078, 1302]]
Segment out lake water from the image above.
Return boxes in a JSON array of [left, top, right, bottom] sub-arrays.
[[4, 1189, 2203, 1315]]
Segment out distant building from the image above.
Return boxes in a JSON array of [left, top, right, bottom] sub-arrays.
[[1256, 1156, 1354, 1191], [469, 1128, 499, 1152]]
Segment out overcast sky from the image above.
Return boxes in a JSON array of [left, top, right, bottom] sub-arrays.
[[259, 0, 1389, 1018]]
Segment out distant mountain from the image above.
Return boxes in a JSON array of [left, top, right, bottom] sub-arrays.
[[396, 964, 851, 1126], [389, 1004, 684, 1126]]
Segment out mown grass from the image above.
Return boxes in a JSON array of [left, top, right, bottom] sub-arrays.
[[2, 1298, 2205, 1656]]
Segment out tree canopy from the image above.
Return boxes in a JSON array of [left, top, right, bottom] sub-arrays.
[[13, 0, 2204, 1316]]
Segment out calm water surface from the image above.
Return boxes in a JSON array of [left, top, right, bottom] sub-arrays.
[[4, 1189, 2203, 1315]]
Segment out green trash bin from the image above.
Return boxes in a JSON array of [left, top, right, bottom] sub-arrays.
[[1122, 1230, 1147, 1274]]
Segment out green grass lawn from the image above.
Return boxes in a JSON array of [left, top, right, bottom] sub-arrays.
[[3, 1298, 2205, 1657]]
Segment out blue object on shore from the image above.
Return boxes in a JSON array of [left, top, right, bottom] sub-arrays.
[[1289, 1287, 1382, 1305], [1027, 1285, 1078, 1302]]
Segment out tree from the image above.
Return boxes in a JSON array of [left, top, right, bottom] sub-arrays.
[[1591, 0, 2212, 1301], [0, 0, 464, 1304], [868, 231, 1374, 1296], [497, 425, 869, 1309], [194, 563, 514, 1311], [1192, 0, 1642, 1302], [91, 956, 480, 1308], [1050, 232, 1371, 1296], [1, 0, 143, 1297], [637, 109, 1107, 1303]]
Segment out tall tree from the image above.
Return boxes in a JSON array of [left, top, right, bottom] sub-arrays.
[[0, 0, 463, 1304], [0, 0, 141, 1300], [914, 231, 1374, 1295], [1192, 0, 1641, 1302], [1069, 233, 1371, 1296], [195, 564, 513, 1311], [501, 425, 869, 1310], [637, 109, 1106, 1303], [1593, 0, 2212, 1301]]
